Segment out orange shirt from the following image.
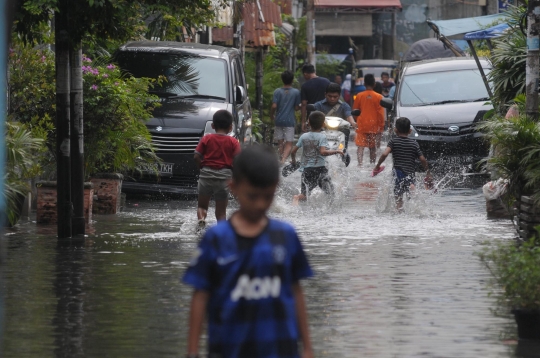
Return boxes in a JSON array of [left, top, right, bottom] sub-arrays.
[[353, 90, 385, 133]]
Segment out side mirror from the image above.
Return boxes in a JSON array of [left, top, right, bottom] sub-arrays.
[[380, 98, 393, 110], [351, 109, 360, 116], [236, 86, 247, 104], [306, 104, 316, 112]]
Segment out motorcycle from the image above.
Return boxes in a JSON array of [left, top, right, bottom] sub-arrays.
[[282, 105, 360, 176]]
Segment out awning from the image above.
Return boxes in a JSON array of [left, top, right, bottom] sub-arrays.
[[463, 23, 510, 40], [315, 0, 401, 8], [428, 13, 507, 37]]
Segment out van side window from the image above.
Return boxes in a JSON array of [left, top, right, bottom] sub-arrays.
[[231, 59, 239, 89], [233, 59, 245, 88]]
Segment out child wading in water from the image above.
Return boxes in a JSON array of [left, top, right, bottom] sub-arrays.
[[291, 111, 343, 204], [353, 74, 385, 166], [373, 117, 432, 211], [194, 110, 241, 231], [183, 145, 314, 358]]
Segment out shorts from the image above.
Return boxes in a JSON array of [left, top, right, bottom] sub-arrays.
[[301, 167, 334, 196], [393, 168, 416, 197], [198, 177, 229, 200], [198, 167, 232, 201], [355, 132, 382, 148], [274, 126, 295, 142]]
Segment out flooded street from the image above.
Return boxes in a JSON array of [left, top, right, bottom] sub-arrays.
[[1, 149, 538, 357]]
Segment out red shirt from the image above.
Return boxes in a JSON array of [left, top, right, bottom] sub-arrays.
[[195, 134, 241, 170]]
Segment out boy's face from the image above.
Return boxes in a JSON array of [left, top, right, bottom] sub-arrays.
[[325, 92, 340, 106], [381, 75, 389, 83], [230, 179, 277, 222]]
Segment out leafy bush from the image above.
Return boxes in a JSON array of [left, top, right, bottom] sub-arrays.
[[4, 122, 45, 226], [81, 57, 161, 177], [7, 42, 161, 179], [478, 238, 540, 310], [479, 113, 540, 203], [488, 5, 527, 112]]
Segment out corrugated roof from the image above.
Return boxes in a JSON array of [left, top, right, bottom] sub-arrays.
[[212, 0, 282, 48], [315, 0, 402, 8]]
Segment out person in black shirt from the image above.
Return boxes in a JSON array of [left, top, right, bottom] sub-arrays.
[[373, 117, 432, 211], [300, 64, 330, 131]]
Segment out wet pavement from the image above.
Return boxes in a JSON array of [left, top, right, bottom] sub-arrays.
[[1, 147, 540, 357]]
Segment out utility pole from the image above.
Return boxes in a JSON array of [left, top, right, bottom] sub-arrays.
[[70, 45, 85, 236], [526, 1, 540, 120], [306, 0, 315, 67], [55, 0, 72, 239]]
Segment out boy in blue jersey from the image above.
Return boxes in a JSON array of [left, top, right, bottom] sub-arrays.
[[183, 145, 314, 358], [290, 111, 343, 204]]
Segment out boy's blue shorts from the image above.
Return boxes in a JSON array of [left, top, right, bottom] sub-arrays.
[[393, 168, 415, 197]]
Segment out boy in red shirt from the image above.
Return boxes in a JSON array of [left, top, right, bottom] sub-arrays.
[[194, 110, 241, 231]]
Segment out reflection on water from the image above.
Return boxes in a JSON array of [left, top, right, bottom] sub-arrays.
[[0, 146, 521, 357]]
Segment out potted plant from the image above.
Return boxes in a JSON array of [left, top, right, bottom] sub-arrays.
[[81, 57, 160, 214], [479, 110, 540, 237], [479, 238, 540, 340]]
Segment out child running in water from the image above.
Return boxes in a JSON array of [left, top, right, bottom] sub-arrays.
[[291, 111, 343, 203], [183, 145, 314, 358], [194, 110, 241, 231], [373, 117, 432, 211]]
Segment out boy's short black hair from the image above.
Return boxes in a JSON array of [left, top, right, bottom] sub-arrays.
[[213, 109, 233, 130], [302, 64, 315, 74], [395, 117, 411, 134], [381, 72, 390, 78], [325, 82, 341, 94], [309, 111, 326, 130], [281, 70, 294, 85], [364, 74, 375, 87], [233, 145, 279, 187]]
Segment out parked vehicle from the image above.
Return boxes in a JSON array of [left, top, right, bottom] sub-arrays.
[[383, 57, 492, 168], [356, 59, 397, 81], [115, 41, 252, 195]]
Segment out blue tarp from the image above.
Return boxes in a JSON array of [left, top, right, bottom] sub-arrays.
[[463, 23, 510, 40], [429, 13, 508, 37]]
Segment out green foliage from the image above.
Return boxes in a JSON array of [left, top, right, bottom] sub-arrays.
[[479, 112, 540, 203], [488, 5, 527, 112], [7, 42, 161, 178], [81, 57, 161, 177], [315, 53, 345, 80], [14, 0, 225, 49], [4, 122, 45, 226], [8, 41, 56, 128], [478, 237, 540, 310]]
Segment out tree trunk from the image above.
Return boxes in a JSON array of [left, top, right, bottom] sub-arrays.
[[55, 4, 72, 239], [526, 1, 540, 121], [306, 0, 315, 67], [255, 47, 264, 124], [70, 44, 84, 236]]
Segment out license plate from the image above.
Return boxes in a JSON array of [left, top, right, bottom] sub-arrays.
[[158, 162, 174, 176]]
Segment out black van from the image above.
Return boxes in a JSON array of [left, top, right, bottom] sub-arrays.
[[115, 41, 252, 195]]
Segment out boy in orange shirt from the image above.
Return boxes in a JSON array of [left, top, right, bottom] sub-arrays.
[[352, 74, 385, 166]]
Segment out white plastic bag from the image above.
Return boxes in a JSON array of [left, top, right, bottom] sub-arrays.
[[483, 178, 508, 201]]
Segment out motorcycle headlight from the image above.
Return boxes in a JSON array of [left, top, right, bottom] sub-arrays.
[[325, 117, 341, 129], [204, 121, 236, 137]]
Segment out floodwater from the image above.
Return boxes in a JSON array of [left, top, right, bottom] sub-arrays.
[[1, 146, 539, 358]]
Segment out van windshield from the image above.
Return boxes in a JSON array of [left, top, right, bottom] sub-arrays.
[[116, 51, 228, 100], [399, 69, 490, 107]]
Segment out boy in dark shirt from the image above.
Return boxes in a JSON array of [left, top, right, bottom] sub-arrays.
[[184, 145, 314, 358], [194, 110, 241, 230], [373, 117, 432, 210], [300, 64, 330, 131]]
